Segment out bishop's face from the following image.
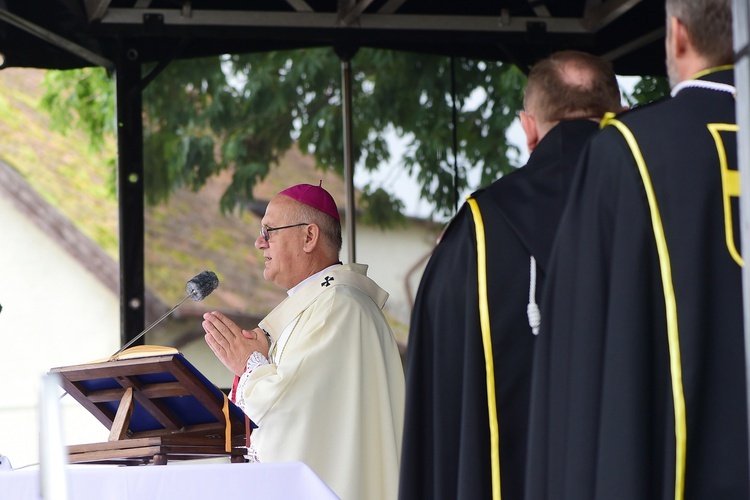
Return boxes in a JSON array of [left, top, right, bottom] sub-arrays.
[[255, 195, 308, 290]]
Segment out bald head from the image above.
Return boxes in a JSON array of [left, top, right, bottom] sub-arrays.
[[522, 51, 622, 142]]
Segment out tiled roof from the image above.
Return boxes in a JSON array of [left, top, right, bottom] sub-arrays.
[[0, 67, 347, 323]]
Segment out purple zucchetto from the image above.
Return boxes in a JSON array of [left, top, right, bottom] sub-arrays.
[[278, 181, 340, 222]]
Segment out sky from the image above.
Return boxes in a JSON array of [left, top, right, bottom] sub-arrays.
[[354, 76, 639, 220]]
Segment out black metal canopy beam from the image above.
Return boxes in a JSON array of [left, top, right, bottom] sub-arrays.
[[601, 26, 664, 62], [80, 0, 665, 76], [90, 0, 648, 33], [82, 0, 112, 21], [0, 7, 113, 68], [98, 9, 589, 33], [582, 0, 644, 31], [341, 0, 379, 25], [115, 48, 146, 347], [377, 0, 406, 14], [286, 0, 314, 12]]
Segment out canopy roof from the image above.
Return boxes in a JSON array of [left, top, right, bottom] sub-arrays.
[[0, 0, 666, 75]]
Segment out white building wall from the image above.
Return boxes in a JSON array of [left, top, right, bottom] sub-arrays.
[[0, 195, 119, 469], [342, 222, 437, 327]]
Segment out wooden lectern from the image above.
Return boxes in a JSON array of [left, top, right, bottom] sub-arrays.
[[49, 346, 251, 465]]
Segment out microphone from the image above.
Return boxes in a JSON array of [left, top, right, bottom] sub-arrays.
[[110, 271, 219, 359], [185, 270, 220, 301]]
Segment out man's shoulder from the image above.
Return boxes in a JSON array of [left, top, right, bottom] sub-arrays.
[[304, 285, 389, 329], [594, 92, 719, 155], [587, 103, 662, 150], [313, 264, 390, 309], [481, 120, 599, 202], [615, 82, 733, 135], [497, 119, 599, 185], [428, 198, 478, 247], [623, 94, 669, 115]]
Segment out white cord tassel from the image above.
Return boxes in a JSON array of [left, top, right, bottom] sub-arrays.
[[527, 256, 541, 335]]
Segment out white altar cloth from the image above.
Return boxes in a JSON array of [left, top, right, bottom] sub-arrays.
[[0, 461, 338, 499]]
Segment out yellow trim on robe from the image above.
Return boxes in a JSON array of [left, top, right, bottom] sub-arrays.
[[221, 393, 231, 453], [602, 116, 687, 500], [707, 123, 743, 266], [467, 196, 502, 500], [690, 65, 734, 80]]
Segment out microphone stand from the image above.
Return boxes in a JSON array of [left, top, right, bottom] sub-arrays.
[[110, 294, 193, 360], [57, 295, 192, 400], [58, 271, 218, 400]]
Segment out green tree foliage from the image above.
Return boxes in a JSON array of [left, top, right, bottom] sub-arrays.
[[41, 68, 117, 152], [625, 75, 670, 107], [41, 48, 527, 223]]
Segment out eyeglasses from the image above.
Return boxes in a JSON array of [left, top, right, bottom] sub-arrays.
[[260, 223, 309, 241]]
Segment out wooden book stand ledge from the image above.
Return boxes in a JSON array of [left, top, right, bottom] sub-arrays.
[[49, 347, 251, 465]]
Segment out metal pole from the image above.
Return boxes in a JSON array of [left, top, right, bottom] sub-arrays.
[[341, 56, 356, 264], [115, 45, 146, 347], [450, 56, 460, 213], [733, 0, 750, 489]]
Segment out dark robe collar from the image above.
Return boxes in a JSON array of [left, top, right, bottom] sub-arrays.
[[477, 119, 600, 274]]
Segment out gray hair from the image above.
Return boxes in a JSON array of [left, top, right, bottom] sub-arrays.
[[666, 0, 733, 66], [294, 202, 343, 256]]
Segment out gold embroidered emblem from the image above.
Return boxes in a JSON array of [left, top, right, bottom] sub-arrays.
[[708, 123, 742, 266]]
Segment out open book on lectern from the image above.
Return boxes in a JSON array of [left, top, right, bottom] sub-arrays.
[[49, 345, 256, 445]]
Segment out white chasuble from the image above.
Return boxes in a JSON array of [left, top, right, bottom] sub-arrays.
[[243, 263, 405, 500]]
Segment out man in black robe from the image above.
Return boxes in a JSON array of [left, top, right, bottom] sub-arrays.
[[525, 1, 747, 498], [399, 51, 622, 500]]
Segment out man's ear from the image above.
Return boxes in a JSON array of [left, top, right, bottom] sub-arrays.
[[668, 16, 691, 61], [302, 223, 320, 253], [520, 111, 539, 153]]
